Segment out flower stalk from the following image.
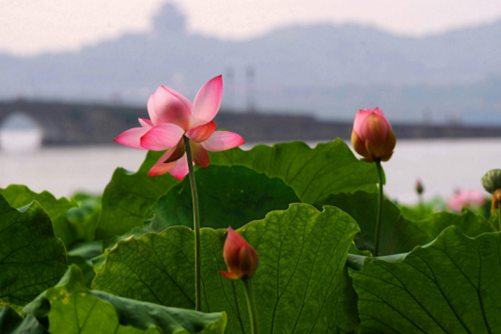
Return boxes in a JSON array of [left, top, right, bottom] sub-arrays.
[[498, 206, 501, 232], [114, 75, 245, 311], [415, 179, 424, 206], [220, 228, 259, 333], [492, 190, 501, 231], [350, 107, 395, 256], [375, 160, 384, 256], [183, 135, 202, 311], [243, 278, 258, 334]]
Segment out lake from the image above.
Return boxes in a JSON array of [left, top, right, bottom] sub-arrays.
[[0, 138, 499, 204]]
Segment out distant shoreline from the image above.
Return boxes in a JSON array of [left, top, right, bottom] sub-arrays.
[[1, 99, 501, 146]]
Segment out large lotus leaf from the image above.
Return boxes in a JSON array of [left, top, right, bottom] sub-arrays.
[[399, 202, 438, 221], [93, 204, 360, 333], [0, 195, 67, 305], [0, 196, 66, 305], [47, 289, 226, 334], [414, 210, 495, 239], [65, 193, 102, 243], [0, 306, 45, 334], [96, 151, 178, 240], [316, 191, 430, 255], [48, 288, 149, 334], [210, 140, 378, 203], [351, 227, 501, 333], [152, 165, 299, 229], [0, 185, 79, 246], [317, 192, 495, 256], [88, 291, 227, 334], [24, 266, 226, 334]]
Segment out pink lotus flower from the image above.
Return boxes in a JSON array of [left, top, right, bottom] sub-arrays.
[[351, 107, 396, 162], [220, 227, 259, 280], [115, 75, 245, 180], [446, 189, 485, 212]]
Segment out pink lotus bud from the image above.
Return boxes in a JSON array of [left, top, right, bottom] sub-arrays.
[[351, 107, 396, 162], [220, 228, 258, 280]]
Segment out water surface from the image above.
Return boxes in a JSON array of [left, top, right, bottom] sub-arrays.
[[0, 138, 499, 204]]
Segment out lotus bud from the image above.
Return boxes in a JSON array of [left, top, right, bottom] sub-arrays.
[[220, 228, 258, 280], [351, 107, 396, 162], [415, 179, 424, 196], [482, 169, 501, 194]]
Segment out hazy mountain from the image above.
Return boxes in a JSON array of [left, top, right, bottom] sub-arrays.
[[2, 3, 501, 124]]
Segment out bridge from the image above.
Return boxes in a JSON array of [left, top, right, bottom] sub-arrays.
[[0, 99, 500, 146]]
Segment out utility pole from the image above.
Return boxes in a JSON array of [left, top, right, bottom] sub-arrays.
[[246, 66, 256, 113], [224, 67, 235, 111]]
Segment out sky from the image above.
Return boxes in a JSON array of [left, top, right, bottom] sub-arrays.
[[1, 0, 501, 55]]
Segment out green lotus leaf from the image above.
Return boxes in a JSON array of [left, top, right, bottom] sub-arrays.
[[351, 227, 501, 333], [0, 195, 67, 305], [96, 151, 178, 240], [210, 139, 378, 203], [153, 165, 299, 229], [93, 204, 360, 332]]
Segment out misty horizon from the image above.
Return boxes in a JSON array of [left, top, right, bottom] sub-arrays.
[[1, 3, 501, 125]]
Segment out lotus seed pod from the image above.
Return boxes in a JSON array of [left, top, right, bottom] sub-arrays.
[[481, 169, 501, 194]]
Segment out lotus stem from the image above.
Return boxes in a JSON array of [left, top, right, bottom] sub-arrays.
[[374, 161, 384, 256], [183, 135, 202, 311], [243, 278, 258, 334], [498, 206, 501, 232]]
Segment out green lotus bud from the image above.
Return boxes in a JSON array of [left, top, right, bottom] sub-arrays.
[[481, 169, 501, 194]]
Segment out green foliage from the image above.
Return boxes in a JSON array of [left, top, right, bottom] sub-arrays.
[[66, 192, 102, 242], [398, 201, 439, 221], [48, 289, 148, 334], [153, 165, 299, 229], [89, 291, 227, 334], [317, 191, 429, 255], [351, 227, 501, 333], [93, 204, 360, 333], [0, 186, 104, 248], [4, 138, 501, 333], [0, 195, 67, 305], [318, 192, 495, 256], [23, 266, 226, 334], [0, 185, 79, 246], [210, 140, 378, 203], [46, 289, 226, 333], [96, 151, 178, 240], [98, 140, 376, 239], [414, 210, 495, 239], [0, 186, 105, 291], [0, 306, 45, 334]]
